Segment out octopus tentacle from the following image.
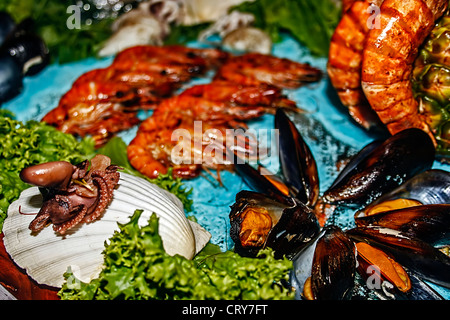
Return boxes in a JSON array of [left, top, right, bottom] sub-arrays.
[[53, 205, 88, 235], [83, 174, 111, 224], [29, 212, 51, 232]]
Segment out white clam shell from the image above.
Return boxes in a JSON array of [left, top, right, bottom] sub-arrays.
[[2, 172, 211, 288]]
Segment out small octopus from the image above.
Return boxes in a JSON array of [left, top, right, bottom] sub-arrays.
[[20, 154, 120, 235]]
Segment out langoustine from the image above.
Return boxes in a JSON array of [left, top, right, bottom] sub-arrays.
[[41, 79, 142, 147], [361, 0, 448, 141], [327, 0, 385, 131], [214, 52, 322, 89]]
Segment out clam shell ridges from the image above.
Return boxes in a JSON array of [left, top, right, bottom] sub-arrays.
[[2, 172, 211, 288]]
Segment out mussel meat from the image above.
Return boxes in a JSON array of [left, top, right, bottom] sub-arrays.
[[323, 128, 435, 206], [347, 226, 450, 289], [229, 190, 320, 259], [355, 242, 411, 294], [354, 241, 446, 300]]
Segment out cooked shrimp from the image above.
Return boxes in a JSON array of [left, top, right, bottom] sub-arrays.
[[112, 45, 229, 81], [214, 53, 322, 89], [42, 80, 141, 147], [327, 0, 386, 131], [128, 95, 263, 179], [179, 80, 298, 113], [128, 116, 229, 179], [361, 0, 448, 142], [151, 95, 266, 126], [74, 67, 178, 93]]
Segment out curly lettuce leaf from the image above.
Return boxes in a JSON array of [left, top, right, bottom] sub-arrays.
[[59, 210, 293, 300], [0, 111, 96, 231]]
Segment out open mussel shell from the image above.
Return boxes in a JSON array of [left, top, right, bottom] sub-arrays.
[[290, 226, 356, 300], [232, 109, 319, 206], [347, 226, 450, 289], [323, 128, 435, 206], [361, 169, 450, 210], [232, 156, 292, 204], [275, 109, 319, 206], [354, 241, 412, 295], [2, 172, 211, 288], [355, 245, 444, 300], [355, 204, 450, 245], [229, 190, 320, 259]]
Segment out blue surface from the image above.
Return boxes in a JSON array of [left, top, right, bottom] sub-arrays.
[[3, 34, 449, 299]]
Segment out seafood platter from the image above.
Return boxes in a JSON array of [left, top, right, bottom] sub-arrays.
[[0, 0, 449, 301]]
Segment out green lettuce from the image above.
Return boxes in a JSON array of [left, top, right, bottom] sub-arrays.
[[59, 209, 293, 300], [0, 0, 113, 63], [233, 0, 341, 57], [0, 111, 96, 231]]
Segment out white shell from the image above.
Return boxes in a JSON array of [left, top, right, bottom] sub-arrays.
[[2, 172, 211, 288], [222, 27, 272, 54]]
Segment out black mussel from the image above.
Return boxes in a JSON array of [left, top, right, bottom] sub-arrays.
[[0, 53, 23, 102], [233, 109, 319, 206], [355, 204, 450, 245], [355, 243, 444, 300], [355, 241, 444, 300], [229, 190, 320, 259], [0, 12, 15, 46], [404, 273, 445, 300], [322, 128, 435, 206], [275, 109, 319, 206], [361, 169, 450, 210], [1, 33, 50, 76], [232, 156, 292, 204], [326, 140, 382, 191], [347, 226, 450, 289], [290, 229, 323, 300], [291, 226, 356, 300]]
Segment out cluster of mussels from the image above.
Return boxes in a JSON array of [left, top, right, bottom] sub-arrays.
[[229, 109, 450, 300]]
